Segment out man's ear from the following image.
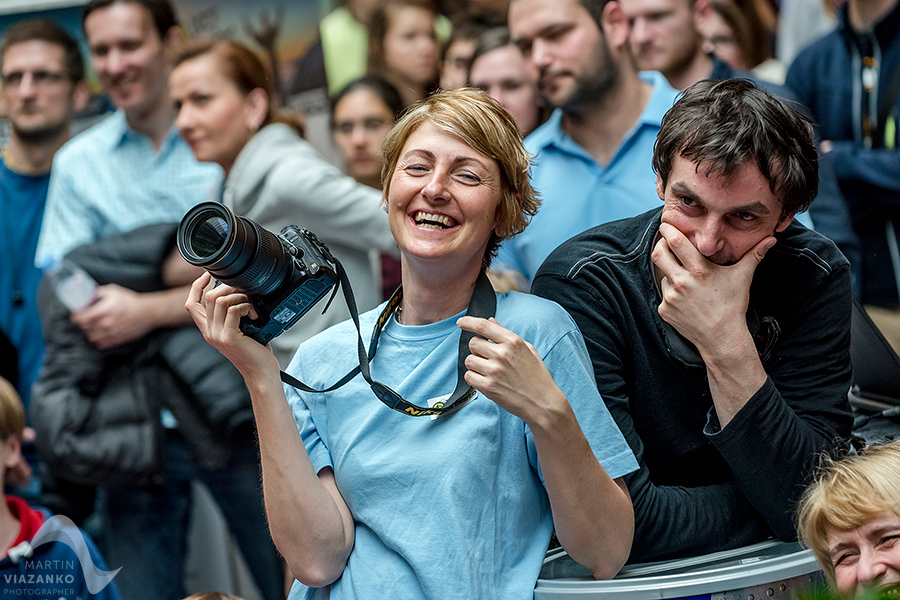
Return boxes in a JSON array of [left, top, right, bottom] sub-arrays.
[[163, 25, 184, 48], [693, 0, 713, 30], [656, 172, 666, 202], [602, 1, 631, 51], [775, 212, 795, 233]]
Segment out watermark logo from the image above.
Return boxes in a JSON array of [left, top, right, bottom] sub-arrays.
[[2, 515, 119, 595]]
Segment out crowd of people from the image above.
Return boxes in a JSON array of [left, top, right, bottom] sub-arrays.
[[0, 0, 897, 598]]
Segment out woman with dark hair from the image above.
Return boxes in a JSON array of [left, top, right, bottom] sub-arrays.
[[170, 39, 397, 367], [331, 76, 405, 300], [185, 88, 637, 599], [330, 76, 404, 189], [367, 0, 440, 107], [467, 26, 549, 138], [700, 0, 752, 72]]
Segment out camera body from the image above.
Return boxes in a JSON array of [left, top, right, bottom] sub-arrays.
[[242, 226, 338, 344], [177, 202, 339, 345]]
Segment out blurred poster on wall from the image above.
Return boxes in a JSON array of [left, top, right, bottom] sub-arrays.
[[177, 0, 331, 110], [0, 0, 340, 159]]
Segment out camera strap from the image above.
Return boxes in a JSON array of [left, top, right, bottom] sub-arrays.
[[280, 263, 496, 417]]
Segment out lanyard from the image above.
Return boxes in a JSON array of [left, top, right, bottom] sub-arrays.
[[280, 264, 496, 417]]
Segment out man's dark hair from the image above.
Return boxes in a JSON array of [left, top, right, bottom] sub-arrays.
[[330, 75, 405, 127], [578, 0, 613, 29], [441, 13, 503, 60], [653, 78, 818, 218], [1, 19, 84, 82], [82, 0, 178, 40]]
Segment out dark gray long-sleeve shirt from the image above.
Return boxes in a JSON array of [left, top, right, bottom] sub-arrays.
[[533, 207, 854, 563]]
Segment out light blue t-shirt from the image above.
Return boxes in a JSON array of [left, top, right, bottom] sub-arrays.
[[494, 71, 679, 283], [285, 291, 637, 600], [35, 110, 222, 267]]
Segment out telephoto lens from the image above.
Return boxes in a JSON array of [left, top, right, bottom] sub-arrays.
[[177, 201, 292, 297], [177, 202, 339, 344]]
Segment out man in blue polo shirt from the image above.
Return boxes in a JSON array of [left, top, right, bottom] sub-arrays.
[[494, 0, 678, 285]]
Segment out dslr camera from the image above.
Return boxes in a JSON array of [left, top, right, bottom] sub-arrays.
[[177, 202, 338, 344]]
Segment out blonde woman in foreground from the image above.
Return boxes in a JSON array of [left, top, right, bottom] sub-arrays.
[[798, 441, 900, 597]]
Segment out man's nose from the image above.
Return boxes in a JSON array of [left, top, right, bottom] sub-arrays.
[[104, 48, 126, 74], [530, 38, 553, 70], [693, 219, 724, 257], [630, 18, 652, 45], [17, 73, 38, 97]]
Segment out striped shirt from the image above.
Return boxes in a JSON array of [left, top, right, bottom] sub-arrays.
[[35, 109, 222, 267]]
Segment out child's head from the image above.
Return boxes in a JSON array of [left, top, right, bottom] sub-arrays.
[[0, 377, 26, 479], [0, 377, 25, 443]]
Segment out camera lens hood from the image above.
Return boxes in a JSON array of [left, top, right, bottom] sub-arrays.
[[177, 201, 289, 298]]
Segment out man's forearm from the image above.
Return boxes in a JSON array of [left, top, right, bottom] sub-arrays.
[[700, 331, 768, 428], [628, 471, 771, 562]]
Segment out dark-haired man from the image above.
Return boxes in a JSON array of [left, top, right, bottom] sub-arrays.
[[0, 19, 87, 415], [533, 79, 854, 563], [619, 0, 863, 283], [494, 0, 678, 284], [34, 0, 220, 291]]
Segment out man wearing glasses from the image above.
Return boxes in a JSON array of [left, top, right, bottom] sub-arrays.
[[0, 18, 87, 433]]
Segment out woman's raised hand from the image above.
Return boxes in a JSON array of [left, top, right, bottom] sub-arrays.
[[185, 271, 280, 379], [457, 316, 568, 425]]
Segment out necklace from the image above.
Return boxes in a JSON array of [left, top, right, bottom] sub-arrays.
[[394, 304, 402, 324]]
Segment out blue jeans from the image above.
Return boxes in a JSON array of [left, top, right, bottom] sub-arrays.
[[105, 428, 282, 600]]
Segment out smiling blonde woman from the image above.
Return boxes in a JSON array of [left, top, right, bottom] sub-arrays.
[[185, 88, 638, 600]]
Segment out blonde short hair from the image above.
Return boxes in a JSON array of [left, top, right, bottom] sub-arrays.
[[797, 442, 900, 584], [0, 377, 25, 442], [381, 88, 540, 268]]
